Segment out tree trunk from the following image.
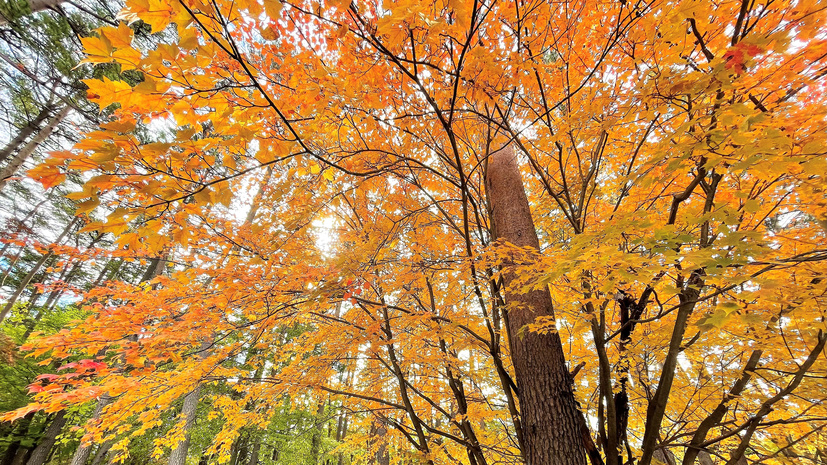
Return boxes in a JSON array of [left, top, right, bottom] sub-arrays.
[[41, 232, 103, 312], [25, 410, 67, 465], [70, 396, 111, 465], [0, 216, 79, 323], [485, 145, 585, 465], [367, 420, 389, 465], [246, 436, 261, 465], [8, 447, 31, 465], [168, 383, 201, 465], [168, 170, 272, 465], [230, 435, 248, 465], [0, 245, 25, 287], [0, 106, 69, 192], [0, 105, 53, 165], [2, 442, 21, 465], [41, 258, 81, 310], [89, 441, 112, 465], [310, 399, 326, 464], [71, 258, 164, 465], [5, 413, 36, 465]]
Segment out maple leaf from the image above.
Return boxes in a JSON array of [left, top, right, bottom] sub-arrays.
[[723, 43, 765, 72]]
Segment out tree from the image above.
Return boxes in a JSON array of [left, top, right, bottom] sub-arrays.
[[11, 0, 827, 464]]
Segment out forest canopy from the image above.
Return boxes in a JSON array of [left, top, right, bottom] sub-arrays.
[[0, 0, 825, 464]]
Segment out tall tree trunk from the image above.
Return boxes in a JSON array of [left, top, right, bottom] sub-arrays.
[[485, 145, 585, 465], [41, 231, 103, 312], [246, 436, 261, 465], [91, 259, 122, 288], [41, 258, 83, 310], [0, 246, 24, 288], [25, 410, 67, 465], [89, 441, 112, 465], [0, 106, 69, 192], [0, 105, 53, 165], [169, 169, 273, 464], [367, 420, 389, 465], [8, 448, 30, 465], [0, 216, 79, 323], [2, 442, 21, 465], [69, 396, 111, 465], [310, 399, 326, 464], [230, 435, 248, 465], [167, 383, 202, 465], [70, 257, 163, 465], [0, 197, 51, 289], [3, 413, 36, 465]]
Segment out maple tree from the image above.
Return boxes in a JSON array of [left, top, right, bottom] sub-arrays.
[[4, 0, 826, 463]]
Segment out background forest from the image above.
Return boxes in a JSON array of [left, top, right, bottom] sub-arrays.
[[0, 0, 824, 465]]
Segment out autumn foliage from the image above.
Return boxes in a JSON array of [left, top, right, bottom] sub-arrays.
[[9, 0, 827, 463]]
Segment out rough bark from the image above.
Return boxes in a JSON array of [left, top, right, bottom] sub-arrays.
[[0, 106, 69, 192], [653, 449, 676, 465], [8, 448, 31, 465], [168, 383, 202, 465], [25, 410, 67, 465], [696, 452, 713, 465], [70, 396, 111, 465], [309, 399, 326, 464], [367, 420, 390, 465], [89, 441, 112, 465], [246, 436, 261, 465], [485, 145, 585, 465]]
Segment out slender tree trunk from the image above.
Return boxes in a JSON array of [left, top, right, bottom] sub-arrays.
[[246, 436, 261, 465], [3, 413, 35, 465], [167, 383, 202, 465], [0, 105, 53, 165], [0, 246, 25, 288], [25, 410, 67, 465], [70, 257, 163, 465], [334, 407, 348, 465], [91, 259, 122, 288], [0, 106, 69, 192], [336, 414, 348, 465], [168, 169, 273, 464], [0, 216, 79, 322], [230, 436, 248, 465], [70, 396, 111, 465], [2, 442, 21, 465], [310, 399, 326, 464], [41, 258, 82, 310], [0, 240, 10, 263], [9, 447, 31, 465], [89, 441, 112, 465], [485, 145, 586, 465], [367, 420, 389, 465], [0, 197, 50, 288], [41, 231, 103, 311]]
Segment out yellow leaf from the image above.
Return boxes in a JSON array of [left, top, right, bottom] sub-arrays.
[[80, 35, 113, 64]]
